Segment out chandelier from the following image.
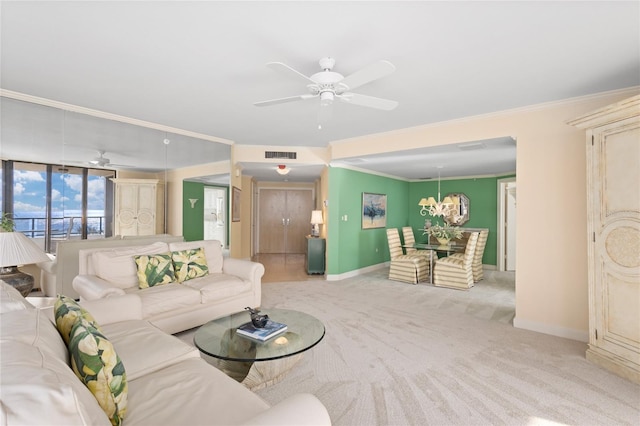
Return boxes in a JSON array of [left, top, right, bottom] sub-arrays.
[[418, 167, 458, 218]]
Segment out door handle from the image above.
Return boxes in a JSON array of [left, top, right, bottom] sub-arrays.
[[282, 218, 286, 226], [286, 218, 291, 225]]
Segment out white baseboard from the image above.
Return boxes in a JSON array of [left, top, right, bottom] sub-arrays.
[[513, 317, 588, 342], [327, 263, 497, 281], [326, 262, 389, 281]]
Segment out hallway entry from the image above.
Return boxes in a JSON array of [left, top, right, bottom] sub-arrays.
[[257, 188, 313, 254]]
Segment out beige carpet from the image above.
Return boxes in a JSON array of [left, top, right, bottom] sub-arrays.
[[178, 270, 640, 425]]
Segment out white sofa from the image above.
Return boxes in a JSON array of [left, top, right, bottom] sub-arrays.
[[72, 239, 265, 334], [38, 234, 185, 299], [0, 281, 332, 425]]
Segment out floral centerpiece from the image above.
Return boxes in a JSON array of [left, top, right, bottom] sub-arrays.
[[424, 222, 463, 245]]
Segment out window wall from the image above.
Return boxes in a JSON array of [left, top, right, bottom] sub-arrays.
[[1, 160, 114, 253]]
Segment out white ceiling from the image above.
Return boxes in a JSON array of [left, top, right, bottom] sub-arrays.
[[1, 1, 638, 182]]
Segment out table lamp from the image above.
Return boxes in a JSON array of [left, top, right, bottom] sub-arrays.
[[0, 232, 51, 297], [310, 210, 323, 237]]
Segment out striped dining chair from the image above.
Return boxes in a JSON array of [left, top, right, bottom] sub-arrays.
[[448, 229, 489, 282], [433, 232, 479, 290], [386, 228, 429, 284], [401, 226, 436, 266]]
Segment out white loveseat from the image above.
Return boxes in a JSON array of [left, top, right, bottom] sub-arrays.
[[0, 281, 331, 425], [72, 239, 265, 334]]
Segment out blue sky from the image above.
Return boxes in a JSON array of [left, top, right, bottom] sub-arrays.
[[11, 170, 106, 214]]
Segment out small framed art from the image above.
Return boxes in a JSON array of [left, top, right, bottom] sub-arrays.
[[232, 186, 241, 222], [362, 192, 387, 229]]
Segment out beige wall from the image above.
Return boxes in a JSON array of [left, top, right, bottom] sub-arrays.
[[160, 88, 637, 341], [331, 88, 638, 340]]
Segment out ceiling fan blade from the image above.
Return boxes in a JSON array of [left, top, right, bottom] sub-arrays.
[[254, 94, 316, 107], [338, 93, 398, 111], [266, 62, 315, 84], [339, 60, 396, 92]]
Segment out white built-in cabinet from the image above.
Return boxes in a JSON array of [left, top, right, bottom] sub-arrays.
[[569, 95, 640, 384], [111, 178, 163, 236]]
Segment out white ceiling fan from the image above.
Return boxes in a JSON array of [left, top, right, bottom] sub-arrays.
[[254, 57, 398, 123], [63, 149, 133, 169], [89, 150, 137, 168]]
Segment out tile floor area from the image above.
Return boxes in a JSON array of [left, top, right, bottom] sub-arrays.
[[252, 253, 325, 283]]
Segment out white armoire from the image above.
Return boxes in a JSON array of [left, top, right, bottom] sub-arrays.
[[111, 178, 163, 236], [569, 95, 640, 384]]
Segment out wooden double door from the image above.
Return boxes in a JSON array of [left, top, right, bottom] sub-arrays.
[[258, 189, 313, 254]]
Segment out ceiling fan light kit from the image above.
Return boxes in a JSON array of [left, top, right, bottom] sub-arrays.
[[255, 57, 399, 122]]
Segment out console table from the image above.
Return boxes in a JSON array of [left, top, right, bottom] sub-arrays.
[[305, 236, 325, 274]]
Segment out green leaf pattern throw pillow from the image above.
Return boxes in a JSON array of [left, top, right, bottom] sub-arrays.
[[135, 252, 176, 288], [172, 247, 209, 283], [54, 294, 101, 345], [69, 318, 127, 426]]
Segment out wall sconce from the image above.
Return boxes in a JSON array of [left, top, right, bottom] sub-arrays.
[[188, 198, 199, 209], [310, 210, 324, 237]]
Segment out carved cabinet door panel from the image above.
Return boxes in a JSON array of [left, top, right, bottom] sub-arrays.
[[571, 95, 640, 383], [589, 117, 640, 368]]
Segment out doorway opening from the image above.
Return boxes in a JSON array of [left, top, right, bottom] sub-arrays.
[[497, 177, 517, 272], [204, 186, 227, 246]]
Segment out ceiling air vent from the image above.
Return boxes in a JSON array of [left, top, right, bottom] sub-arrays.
[[265, 151, 297, 160]]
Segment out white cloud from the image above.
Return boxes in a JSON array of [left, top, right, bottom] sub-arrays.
[[51, 189, 61, 201], [14, 170, 45, 183], [14, 201, 45, 212], [14, 182, 25, 195], [63, 174, 83, 192]]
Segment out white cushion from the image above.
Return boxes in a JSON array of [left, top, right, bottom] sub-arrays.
[[169, 240, 223, 273], [101, 320, 200, 380], [1, 341, 110, 426], [1, 308, 69, 363], [92, 242, 170, 288], [125, 358, 269, 425], [0, 280, 35, 313], [136, 283, 202, 317], [183, 274, 251, 304]]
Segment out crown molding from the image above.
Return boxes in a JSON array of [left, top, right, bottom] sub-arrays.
[[0, 89, 234, 145], [330, 86, 640, 148]]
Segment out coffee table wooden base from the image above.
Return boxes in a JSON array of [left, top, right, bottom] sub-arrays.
[[202, 352, 304, 390]]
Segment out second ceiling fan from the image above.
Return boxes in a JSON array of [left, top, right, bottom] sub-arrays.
[[254, 57, 398, 124]]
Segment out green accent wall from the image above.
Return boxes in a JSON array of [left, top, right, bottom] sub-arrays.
[[327, 167, 410, 275], [182, 181, 204, 241], [408, 177, 503, 266], [327, 168, 515, 275]]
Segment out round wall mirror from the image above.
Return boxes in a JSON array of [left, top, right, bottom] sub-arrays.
[[444, 193, 470, 226]]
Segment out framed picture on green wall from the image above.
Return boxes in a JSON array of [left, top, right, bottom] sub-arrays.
[[362, 192, 387, 229]]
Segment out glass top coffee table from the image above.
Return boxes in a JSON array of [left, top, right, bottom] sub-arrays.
[[194, 308, 325, 389]]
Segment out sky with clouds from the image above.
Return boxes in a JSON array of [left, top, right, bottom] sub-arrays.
[[11, 170, 106, 215]]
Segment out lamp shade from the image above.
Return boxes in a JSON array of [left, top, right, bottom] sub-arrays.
[[0, 232, 50, 267], [442, 196, 454, 205], [310, 210, 324, 225], [426, 197, 437, 206], [418, 198, 429, 207]]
